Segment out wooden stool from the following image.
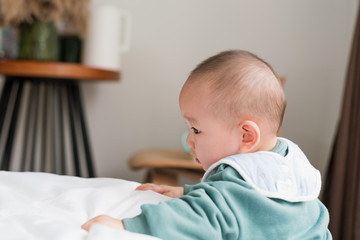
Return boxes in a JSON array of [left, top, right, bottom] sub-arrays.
[[128, 148, 204, 186]]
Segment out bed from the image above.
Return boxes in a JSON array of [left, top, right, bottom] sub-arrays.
[[0, 171, 171, 240]]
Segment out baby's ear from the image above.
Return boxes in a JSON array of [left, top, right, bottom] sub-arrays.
[[238, 120, 260, 153]]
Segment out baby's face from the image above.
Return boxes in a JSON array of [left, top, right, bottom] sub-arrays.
[[179, 83, 242, 171]]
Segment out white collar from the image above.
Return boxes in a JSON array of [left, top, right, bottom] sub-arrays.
[[202, 138, 321, 202]]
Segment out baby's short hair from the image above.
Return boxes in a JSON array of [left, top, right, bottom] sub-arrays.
[[186, 50, 286, 134]]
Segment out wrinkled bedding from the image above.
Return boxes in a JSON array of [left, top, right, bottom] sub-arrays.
[[0, 171, 170, 240]]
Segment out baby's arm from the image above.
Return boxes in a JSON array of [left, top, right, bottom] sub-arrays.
[[136, 183, 184, 198], [82, 215, 124, 232], [82, 183, 183, 232]]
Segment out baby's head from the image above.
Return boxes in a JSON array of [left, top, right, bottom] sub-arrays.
[[179, 50, 286, 170]]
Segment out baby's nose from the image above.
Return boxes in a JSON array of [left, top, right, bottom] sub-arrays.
[[186, 133, 195, 150]]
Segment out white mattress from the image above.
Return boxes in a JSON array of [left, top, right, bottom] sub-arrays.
[[0, 171, 170, 240]]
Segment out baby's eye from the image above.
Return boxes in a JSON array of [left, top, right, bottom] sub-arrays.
[[191, 127, 201, 134]]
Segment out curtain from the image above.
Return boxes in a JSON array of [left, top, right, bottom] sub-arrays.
[[322, 5, 360, 240]]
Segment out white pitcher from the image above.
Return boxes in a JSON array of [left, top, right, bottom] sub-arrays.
[[82, 4, 131, 71]]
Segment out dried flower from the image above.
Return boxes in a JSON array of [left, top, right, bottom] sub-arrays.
[[0, 0, 31, 26], [62, 0, 90, 36], [0, 0, 90, 36], [30, 0, 63, 23]]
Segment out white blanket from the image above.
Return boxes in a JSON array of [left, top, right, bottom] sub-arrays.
[[0, 171, 171, 240]]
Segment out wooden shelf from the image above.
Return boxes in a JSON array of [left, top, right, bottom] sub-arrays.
[[0, 60, 120, 81]]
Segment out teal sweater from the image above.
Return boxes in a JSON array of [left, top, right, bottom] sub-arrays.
[[123, 139, 331, 239], [123, 165, 330, 239]]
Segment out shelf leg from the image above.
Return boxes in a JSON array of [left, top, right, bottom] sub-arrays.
[[0, 80, 13, 139], [66, 83, 81, 177], [41, 82, 49, 172], [1, 78, 24, 170], [71, 83, 95, 177], [29, 82, 40, 171]]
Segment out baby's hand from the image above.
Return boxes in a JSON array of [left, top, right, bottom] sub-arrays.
[[136, 183, 184, 198], [81, 215, 124, 232]]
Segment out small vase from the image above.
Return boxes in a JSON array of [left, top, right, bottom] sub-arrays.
[[18, 18, 59, 61], [59, 34, 82, 63]]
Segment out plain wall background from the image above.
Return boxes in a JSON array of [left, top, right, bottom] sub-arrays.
[[82, 0, 359, 183]]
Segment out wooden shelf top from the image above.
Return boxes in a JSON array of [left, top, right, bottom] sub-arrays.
[[129, 148, 204, 171], [0, 60, 120, 81]]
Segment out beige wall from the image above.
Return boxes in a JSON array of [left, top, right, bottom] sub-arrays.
[[79, 0, 359, 182]]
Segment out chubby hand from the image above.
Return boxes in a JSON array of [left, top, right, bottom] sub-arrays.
[[136, 183, 184, 198], [81, 215, 124, 232]]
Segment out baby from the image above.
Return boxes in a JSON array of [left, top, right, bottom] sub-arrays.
[[82, 50, 331, 239]]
